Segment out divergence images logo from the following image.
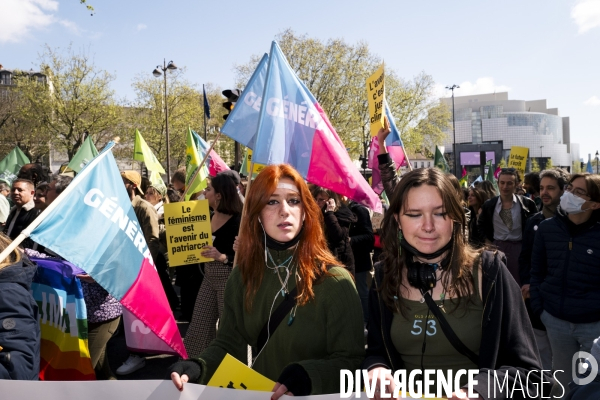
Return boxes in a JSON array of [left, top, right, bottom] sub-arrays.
[[572, 351, 598, 386]]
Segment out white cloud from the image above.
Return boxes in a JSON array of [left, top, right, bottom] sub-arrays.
[[572, 0, 600, 34], [436, 77, 511, 98], [137, 23, 147, 31], [59, 19, 81, 35], [0, 0, 58, 43], [584, 95, 600, 106]]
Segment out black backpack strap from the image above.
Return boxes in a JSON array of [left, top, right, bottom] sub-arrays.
[[257, 287, 298, 352], [423, 292, 480, 366]]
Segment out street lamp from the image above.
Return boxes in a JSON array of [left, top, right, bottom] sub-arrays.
[[152, 59, 177, 183], [540, 146, 544, 169], [445, 84, 460, 176], [596, 150, 599, 174]]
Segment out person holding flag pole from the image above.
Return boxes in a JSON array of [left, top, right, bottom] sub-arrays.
[[0, 142, 187, 364]]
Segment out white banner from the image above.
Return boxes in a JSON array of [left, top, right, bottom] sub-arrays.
[[1, 380, 350, 400]]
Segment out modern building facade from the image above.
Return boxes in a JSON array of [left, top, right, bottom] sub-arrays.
[[441, 92, 578, 172]]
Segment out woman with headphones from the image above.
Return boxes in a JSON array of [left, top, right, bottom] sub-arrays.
[[363, 168, 551, 399], [170, 164, 364, 397]]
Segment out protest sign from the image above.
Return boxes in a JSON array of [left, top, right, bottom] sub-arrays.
[[366, 64, 385, 137], [164, 200, 213, 266], [207, 353, 275, 391], [508, 146, 529, 177], [246, 149, 266, 175]]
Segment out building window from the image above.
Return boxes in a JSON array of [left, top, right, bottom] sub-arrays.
[[0, 73, 11, 85], [427, 161, 431, 167], [421, 162, 425, 168], [414, 162, 418, 169]]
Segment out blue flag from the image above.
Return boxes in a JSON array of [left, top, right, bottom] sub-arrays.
[[221, 54, 269, 149], [28, 143, 187, 358], [203, 84, 210, 120], [221, 41, 381, 212]]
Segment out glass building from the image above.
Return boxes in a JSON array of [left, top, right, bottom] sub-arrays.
[[441, 92, 577, 170]]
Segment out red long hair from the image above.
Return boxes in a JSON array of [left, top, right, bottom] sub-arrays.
[[238, 164, 338, 311]]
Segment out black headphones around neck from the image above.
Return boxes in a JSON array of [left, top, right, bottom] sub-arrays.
[[400, 232, 454, 293]]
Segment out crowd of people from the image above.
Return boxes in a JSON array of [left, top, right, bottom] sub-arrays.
[[0, 144, 599, 399]]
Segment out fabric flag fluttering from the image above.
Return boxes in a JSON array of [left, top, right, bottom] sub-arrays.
[[190, 129, 229, 177], [434, 146, 450, 173], [31, 258, 94, 380], [0, 146, 30, 185], [470, 175, 483, 187], [223, 42, 381, 212], [586, 154, 594, 174], [66, 136, 99, 174], [484, 159, 500, 193], [27, 144, 187, 358], [203, 84, 210, 120], [459, 166, 468, 188], [494, 165, 502, 180], [221, 54, 269, 150], [185, 127, 208, 200], [368, 100, 408, 194], [134, 130, 167, 194]]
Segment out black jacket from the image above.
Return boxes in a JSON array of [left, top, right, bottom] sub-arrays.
[[530, 208, 600, 323], [477, 195, 538, 243], [3, 204, 41, 250], [518, 211, 548, 331], [0, 256, 40, 380], [348, 202, 374, 274], [323, 204, 357, 275], [362, 250, 551, 399]]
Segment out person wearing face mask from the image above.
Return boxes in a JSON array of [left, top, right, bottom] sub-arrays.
[[518, 168, 569, 372], [169, 164, 364, 398], [530, 173, 600, 396], [364, 168, 549, 399]]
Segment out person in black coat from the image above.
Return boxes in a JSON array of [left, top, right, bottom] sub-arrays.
[[0, 233, 40, 380], [348, 200, 374, 324], [476, 169, 538, 285], [311, 187, 356, 276], [530, 173, 600, 395]]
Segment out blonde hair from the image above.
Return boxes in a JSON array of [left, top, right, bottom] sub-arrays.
[[0, 233, 22, 270]]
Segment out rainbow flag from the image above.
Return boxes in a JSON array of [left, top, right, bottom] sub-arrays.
[[190, 129, 229, 177], [28, 143, 187, 359], [221, 42, 381, 212], [31, 258, 95, 380], [368, 100, 407, 194]]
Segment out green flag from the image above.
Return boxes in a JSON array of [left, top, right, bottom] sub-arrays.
[[0, 146, 30, 185], [484, 160, 500, 193], [134, 130, 165, 174], [67, 136, 99, 173], [434, 146, 450, 172], [185, 127, 208, 200]]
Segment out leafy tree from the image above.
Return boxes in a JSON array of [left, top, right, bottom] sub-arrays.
[[233, 29, 449, 159], [498, 157, 507, 168], [544, 158, 554, 170], [530, 158, 540, 172], [572, 160, 581, 174], [128, 72, 239, 175], [16, 44, 122, 160]]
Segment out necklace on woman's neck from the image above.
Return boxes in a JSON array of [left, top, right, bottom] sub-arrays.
[[266, 248, 296, 297]]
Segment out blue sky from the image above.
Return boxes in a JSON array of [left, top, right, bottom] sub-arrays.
[[3, 0, 600, 162]]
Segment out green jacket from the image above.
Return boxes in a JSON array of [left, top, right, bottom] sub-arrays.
[[195, 249, 365, 394]]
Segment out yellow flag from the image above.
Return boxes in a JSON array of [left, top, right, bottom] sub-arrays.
[[133, 130, 165, 174], [366, 64, 385, 136], [185, 127, 208, 200]]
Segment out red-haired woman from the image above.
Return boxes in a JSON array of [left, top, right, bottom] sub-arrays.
[[170, 164, 364, 397]]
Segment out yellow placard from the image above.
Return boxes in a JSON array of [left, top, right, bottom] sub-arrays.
[[366, 64, 386, 136], [164, 200, 213, 267], [507, 146, 529, 176], [207, 353, 276, 391], [246, 149, 266, 175]]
